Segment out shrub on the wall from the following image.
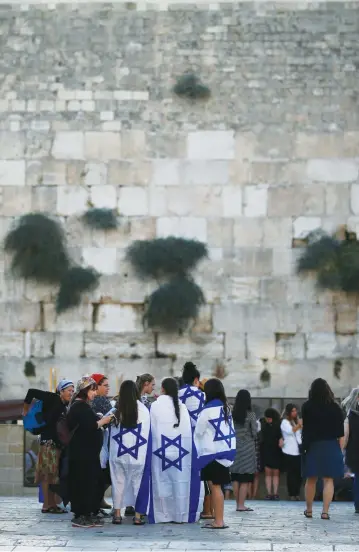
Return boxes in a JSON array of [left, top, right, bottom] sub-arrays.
[[126, 237, 208, 280], [173, 73, 210, 100], [56, 266, 99, 314], [297, 228, 359, 293], [144, 277, 205, 332], [82, 208, 118, 230], [4, 213, 69, 283]]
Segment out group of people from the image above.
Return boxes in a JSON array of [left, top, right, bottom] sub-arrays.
[[23, 366, 359, 529]]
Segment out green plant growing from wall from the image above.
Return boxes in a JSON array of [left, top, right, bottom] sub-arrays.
[[82, 208, 118, 230], [4, 213, 69, 283], [56, 266, 100, 314], [127, 236, 207, 332], [173, 73, 210, 101]]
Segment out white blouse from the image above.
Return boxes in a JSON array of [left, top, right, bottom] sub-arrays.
[[281, 419, 302, 456]]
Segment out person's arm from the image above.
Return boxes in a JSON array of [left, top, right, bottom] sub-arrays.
[[23, 389, 56, 415], [344, 417, 350, 448], [250, 412, 257, 438]]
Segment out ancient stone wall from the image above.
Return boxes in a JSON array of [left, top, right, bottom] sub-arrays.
[[0, 1, 359, 400]]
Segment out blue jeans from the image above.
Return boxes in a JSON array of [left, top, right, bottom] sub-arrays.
[[354, 475, 359, 510]]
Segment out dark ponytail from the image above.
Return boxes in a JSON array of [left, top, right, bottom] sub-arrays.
[[162, 377, 180, 428]]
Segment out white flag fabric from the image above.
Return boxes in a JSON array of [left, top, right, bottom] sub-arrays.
[[101, 400, 151, 514], [194, 399, 236, 469], [179, 384, 205, 429], [149, 394, 203, 523]]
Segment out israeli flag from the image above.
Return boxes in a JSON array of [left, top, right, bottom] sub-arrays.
[[179, 384, 205, 428], [194, 399, 236, 469], [149, 395, 203, 524]]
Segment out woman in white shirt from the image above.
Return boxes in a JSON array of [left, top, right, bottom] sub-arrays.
[[281, 403, 302, 500]]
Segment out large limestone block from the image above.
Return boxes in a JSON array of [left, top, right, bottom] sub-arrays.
[[183, 161, 229, 186], [0, 332, 24, 357], [90, 186, 117, 209], [121, 130, 146, 159], [325, 183, 350, 216], [55, 332, 84, 358], [44, 303, 92, 333], [253, 130, 294, 160], [307, 159, 358, 183], [118, 187, 148, 216], [0, 187, 32, 216], [85, 132, 121, 161], [263, 218, 292, 248], [235, 249, 273, 277], [109, 160, 151, 187], [250, 161, 306, 186], [0, 359, 31, 400], [227, 277, 260, 303], [31, 332, 55, 358], [295, 132, 359, 158], [334, 301, 358, 334], [297, 305, 335, 333], [0, 273, 25, 302], [57, 186, 88, 216], [166, 186, 222, 217], [233, 219, 263, 247], [224, 332, 246, 360], [156, 217, 207, 242], [306, 332, 337, 359], [275, 333, 305, 360], [260, 277, 288, 304], [84, 332, 155, 359], [235, 132, 258, 160], [293, 217, 321, 239], [244, 185, 268, 217], [82, 247, 117, 275], [187, 131, 235, 160], [222, 186, 242, 217], [191, 304, 213, 333], [31, 186, 57, 213], [0, 131, 25, 159], [213, 304, 296, 334], [0, 302, 41, 332], [350, 184, 359, 215], [0, 160, 25, 186], [95, 304, 143, 333], [84, 163, 107, 186], [157, 333, 224, 359], [207, 218, 233, 250], [52, 132, 84, 160], [272, 249, 295, 277], [26, 159, 67, 187], [247, 333, 276, 360], [152, 159, 180, 186]]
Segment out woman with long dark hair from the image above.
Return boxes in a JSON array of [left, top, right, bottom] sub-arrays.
[[102, 380, 151, 525], [194, 378, 236, 529], [302, 378, 344, 520], [136, 373, 155, 409], [281, 403, 302, 500], [150, 377, 202, 523], [231, 390, 257, 512], [67, 377, 113, 528], [261, 408, 283, 500]]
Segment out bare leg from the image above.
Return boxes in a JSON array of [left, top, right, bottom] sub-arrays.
[[232, 481, 240, 509], [273, 470, 280, 496], [41, 482, 49, 510], [209, 482, 225, 527], [252, 473, 259, 498], [237, 483, 249, 511], [305, 477, 317, 513], [202, 494, 214, 517], [48, 489, 57, 508], [322, 478, 334, 515], [247, 483, 253, 500], [265, 467, 273, 496]]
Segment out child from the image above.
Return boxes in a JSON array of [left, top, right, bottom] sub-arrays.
[[261, 408, 283, 500]]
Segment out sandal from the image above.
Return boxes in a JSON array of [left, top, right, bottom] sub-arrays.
[[200, 513, 215, 519], [112, 515, 122, 525], [201, 523, 229, 529], [321, 512, 330, 520], [133, 517, 146, 525], [236, 507, 254, 512], [48, 507, 66, 514], [304, 510, 312, 518], [41, 508, 50, 513]]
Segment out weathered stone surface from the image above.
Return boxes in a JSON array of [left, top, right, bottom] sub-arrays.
[[52, 132, 84, 160], [0, 303, 41, 332], [307, 159, 358, 183], [297, 305, 335, 333], [275, 333, 306, 360], [296, 132, 359, 158], [293, 216, 321, 239], [54, 332, 84, 358], [82, 247, 117, 275], [222, 186, 242, 217], [0, 160, 25, 186], [90, 185, 117, 209], [31, 332, 55, 359], [227, 277, 260, 303], [224, 332, 246, 360], [244, 185, 268, 217], [157, 333, 224, 359], [247, 334, 276, 360], [0, 131, 24, 159], [0, 187, 32, 216], [84, 332, 155, 359], [213, 304, 296, 334], [0, 332, 24, 357], [118, 186, 148, 216], [187, 131, 235, 160], [57, 186, 88, 216], [95, 304, 143, 333], [156, 216, 207, 242], [306, 332, 337, 359], [44, 304, 92, 333], [84, 132, 121, 161]]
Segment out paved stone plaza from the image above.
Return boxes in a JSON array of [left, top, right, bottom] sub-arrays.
[[0, 498, 358, 552]]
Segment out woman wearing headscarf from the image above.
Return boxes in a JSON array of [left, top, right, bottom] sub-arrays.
[[67, 376, 113, 528], [342, 387, 359, 513], [23, 379, 74, 513]]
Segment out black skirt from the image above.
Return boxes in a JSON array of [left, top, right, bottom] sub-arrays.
[[231, 472, 254, 483], [201, 461, 231, 486]]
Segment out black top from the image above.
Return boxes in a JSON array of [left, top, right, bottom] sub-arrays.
[[67, 400, 103, 455], [24, 389, 66, 445], [302, 400, 344, 451], [346, 411, 359, 473]]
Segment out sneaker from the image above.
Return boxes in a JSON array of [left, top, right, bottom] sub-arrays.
[[125, 506, 135, 516], [72, 515, 94, 528], [91, 515, 104, 527]]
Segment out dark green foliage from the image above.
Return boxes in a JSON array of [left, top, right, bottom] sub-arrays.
[[297, 230, 359, 293], [126, 237, 208, 280], [173, 73, 210, 100], [56, 267, 99, 314], [24, 361, 36, 378], [144, 277, 205, 332], [4, 213, 69, 283], [82, 208, 118, 230]]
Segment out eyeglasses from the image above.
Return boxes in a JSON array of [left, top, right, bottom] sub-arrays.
[[101, 384, 110, 388]]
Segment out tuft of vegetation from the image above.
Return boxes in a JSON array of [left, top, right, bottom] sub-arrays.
[[56, 266, 100, 314], [144, 277, 205, 332], [173, 73, 211, 100], [24, 360, 36, 378], [297, 229, 359, 293], [4, 213, 69, 283], [126, 237, 208, 281], [82, 208, 118, 230]]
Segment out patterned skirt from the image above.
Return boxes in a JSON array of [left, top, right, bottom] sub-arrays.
[[35, 442, 61, 484]]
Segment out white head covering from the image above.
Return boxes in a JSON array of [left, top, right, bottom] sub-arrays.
[[57, 379, 74, 393], [341, 387, 359, 415]]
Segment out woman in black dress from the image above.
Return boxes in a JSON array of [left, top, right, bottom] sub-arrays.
[[67, 376, 113, 528], [261, 408, 283, 500], [302, 378, 344, 520]]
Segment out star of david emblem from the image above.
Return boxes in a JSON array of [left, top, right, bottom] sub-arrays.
[[153, 434, 189, 472], [112, 423, 147, 460], [180, 386, 205, 422], [209, 408, 235, 449]]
